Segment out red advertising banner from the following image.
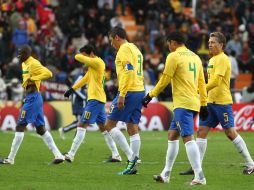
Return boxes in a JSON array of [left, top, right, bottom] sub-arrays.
[[0, 101, 253, 131]]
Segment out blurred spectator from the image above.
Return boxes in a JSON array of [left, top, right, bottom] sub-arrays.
[[0, 69, 7, 100], [6, 78, 23, 101], [225, 34, 242, 58], [12, 20, 28, 53], [5, 57, 22, 81], [229, 50, 239, 90]]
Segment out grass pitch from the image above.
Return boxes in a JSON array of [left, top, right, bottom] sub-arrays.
[[0, 131, 254, 190]]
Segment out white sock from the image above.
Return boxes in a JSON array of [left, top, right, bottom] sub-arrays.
[[185, 140, 204, 180], [161, 140, 179, 178], [102, 131, 120, 158], [109, 127, 132, 160], [68, 127, 86, 157], [196, 138, 207, 165], [130, 133, 141, 160], [42, 131, 62, 158], [233, 135, 254, 167], [8, 132, 24, 161]]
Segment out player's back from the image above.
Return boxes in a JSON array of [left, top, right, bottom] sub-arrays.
[[86, 56, 106, 103], [116, 42, 144, 92], [170, 47, 203, 111]]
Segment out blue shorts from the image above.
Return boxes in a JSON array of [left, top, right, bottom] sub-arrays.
[[107, 91, 145, 124], [170, 108, 197, 137], [80, 100, 106, 124], [17, 92, 45, 127], [199, 103, 234, 129]]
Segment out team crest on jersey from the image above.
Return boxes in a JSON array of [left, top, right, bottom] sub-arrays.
[[125, 63, 134, 71], [21, 110, 26, 119]]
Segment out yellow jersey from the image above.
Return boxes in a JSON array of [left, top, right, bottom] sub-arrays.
[[22, 56, 52, 91], [207, 52, 233, 104], [73, 54, 106, 103], [115, 42, 145, 97], [150, 46, 207, 112]]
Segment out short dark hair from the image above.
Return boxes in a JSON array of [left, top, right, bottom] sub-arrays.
[[19, 44, 32, 56], [108, 26, 127, 39], [79, 44, 96, 54], [166, 32, 186, 44], [210, 32, 226, 48]]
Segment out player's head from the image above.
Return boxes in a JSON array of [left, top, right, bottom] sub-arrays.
[[18, 44, 32, 63], [166, 32, 185, 52], [208, 32, 226, 56], [79, 44, 96, 57], [108, 26, 127, 50]]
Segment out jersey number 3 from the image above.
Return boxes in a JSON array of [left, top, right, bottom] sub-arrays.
[[137, 54, 142, 76]]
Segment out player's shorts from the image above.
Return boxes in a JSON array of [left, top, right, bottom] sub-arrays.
[[107, 91, 145, 124], [199, 103, 234, 129], [17, 92, 45, 127], [80, 100, 106, 124], [170, 108, 197, 137]]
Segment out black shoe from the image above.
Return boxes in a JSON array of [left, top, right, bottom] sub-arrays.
[[179, 167, 194, 175], [104, 156, 122, 163], [51, 158, 65, 165], [243, 166, 254, 175]]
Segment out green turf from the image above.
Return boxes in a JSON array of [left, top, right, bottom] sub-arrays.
[[0, 131, 254, 190]]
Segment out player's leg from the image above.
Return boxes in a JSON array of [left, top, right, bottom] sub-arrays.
[[180, 104, 217, 175], [170, 108, 206, 185], [218, 104, 254, 174], [106, 119, 132, 161], [117, 123, 140, 175], [117, 91, 144, 175], [65, 100, 102, 162], [0, 124, 26, 165], [35, 93, 64, 164], [98, 122, 121, 162], [97, 107, 121, 162], [36, 125, 65, 164], [0, 93, 35, 165], [59, 115, 80, 139], [185, 110, 206, 185], [225, 126, 254, 174], [106, 94, 133, 161], [127, 123, 140, 161], [153, 129, 180, 183]]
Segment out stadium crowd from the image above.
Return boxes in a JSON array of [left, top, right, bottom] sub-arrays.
[[0, 0, 254, 102]]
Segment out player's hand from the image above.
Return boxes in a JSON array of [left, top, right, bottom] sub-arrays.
[[64, 88, 74, 98], [117, 96, 125, 110], [199, 106, 209, 120], [142, 93, 152, 108]]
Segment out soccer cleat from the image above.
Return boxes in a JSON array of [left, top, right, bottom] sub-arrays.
[[243, 166, 254, 175], [51, 155, 65, 165], [153, 175, 169, 183], [58, 128, 65, 140], [190, 178, 206, 185], [64, 153, 74, 163], [104, 155, 122, 163], [118, 156, 139, 175], [0, 158, 14, 165], [179, 167, 194, 175]]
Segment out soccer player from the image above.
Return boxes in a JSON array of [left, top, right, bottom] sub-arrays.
[[0, 45, 65, 165], [59, 70, 87, 139], [63, 44, 121, 163], [180, 32, 254, 175], [142, 32, 208, 185], [107, 26, 145, 174]]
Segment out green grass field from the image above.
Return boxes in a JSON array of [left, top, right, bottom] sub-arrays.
[[0, 131, 254, 190]]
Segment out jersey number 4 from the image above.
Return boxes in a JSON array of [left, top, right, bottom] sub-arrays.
[[189, 62, 196, 81]]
